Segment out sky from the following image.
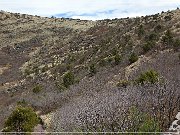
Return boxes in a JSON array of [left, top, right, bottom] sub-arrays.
[[0, 0, 180, 20]]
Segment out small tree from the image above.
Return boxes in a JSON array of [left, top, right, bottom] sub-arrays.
[[147, 33, 158, 41], [129, 53, 138, 64], [63, 71, 75, 88], [4, 106, 39, 132]]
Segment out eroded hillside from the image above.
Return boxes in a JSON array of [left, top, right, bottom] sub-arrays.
[[0, 9, 180, 133]]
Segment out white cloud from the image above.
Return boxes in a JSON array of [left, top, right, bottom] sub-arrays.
[[0, 0, 179, 20]]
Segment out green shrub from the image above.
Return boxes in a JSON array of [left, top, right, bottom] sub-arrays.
[[129, 53, 138, 64], [123, 34, 131, 43], [89, 64, 97, 76], [142, 41, 155, 53], [92, 46, 99, 54], [24, 68, 32, 76], [162, 30, 173, 46], [173, 39, 180, 51], [41, 65, 48, 73], [137, 25, 145, 38], [114, 54, 122, 65], [176, 24, 180, 28], [116, 80, 129, 88], [107, 56, 114, 63], [63, 71, 75, 88], [138, 115, 160, 132], [32, 85, 43, 94], [164, 15, 172, 21], [136, 70, 159, 85], [17, 99, 27, 106], [128, 106, 160, 133], [79, 56, 85, 64], [111, 48, 118, 56], [67, 54, 76, 64], [4, 106, 39, 132], [147, 33, 158, 41], [56, 83, 67, 92], [154, 24, 163, 32], [66, 64, 73, 70], [33, 66, 39, 75], [99, 58, 107, 67]]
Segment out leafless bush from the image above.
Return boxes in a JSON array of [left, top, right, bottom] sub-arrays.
[[49, 79, 179, 132]]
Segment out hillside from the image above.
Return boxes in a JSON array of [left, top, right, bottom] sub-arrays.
[[0, 9, 180, 133]]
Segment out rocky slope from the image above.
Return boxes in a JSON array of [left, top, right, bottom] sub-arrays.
[[0, 9, 180, 132]]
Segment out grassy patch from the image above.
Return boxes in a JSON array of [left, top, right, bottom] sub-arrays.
[[33, 85, 43, 94]]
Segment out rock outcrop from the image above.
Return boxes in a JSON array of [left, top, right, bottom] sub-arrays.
[[167, 112, 180, 135]]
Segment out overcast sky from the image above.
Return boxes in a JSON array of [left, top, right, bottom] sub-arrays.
[[0, 0, 180, 20]]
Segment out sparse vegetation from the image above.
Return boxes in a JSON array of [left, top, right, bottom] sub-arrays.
[[3, 106, 39, 132]]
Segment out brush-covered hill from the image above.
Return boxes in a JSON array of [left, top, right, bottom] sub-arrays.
[[0, 9, 180, 133]]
